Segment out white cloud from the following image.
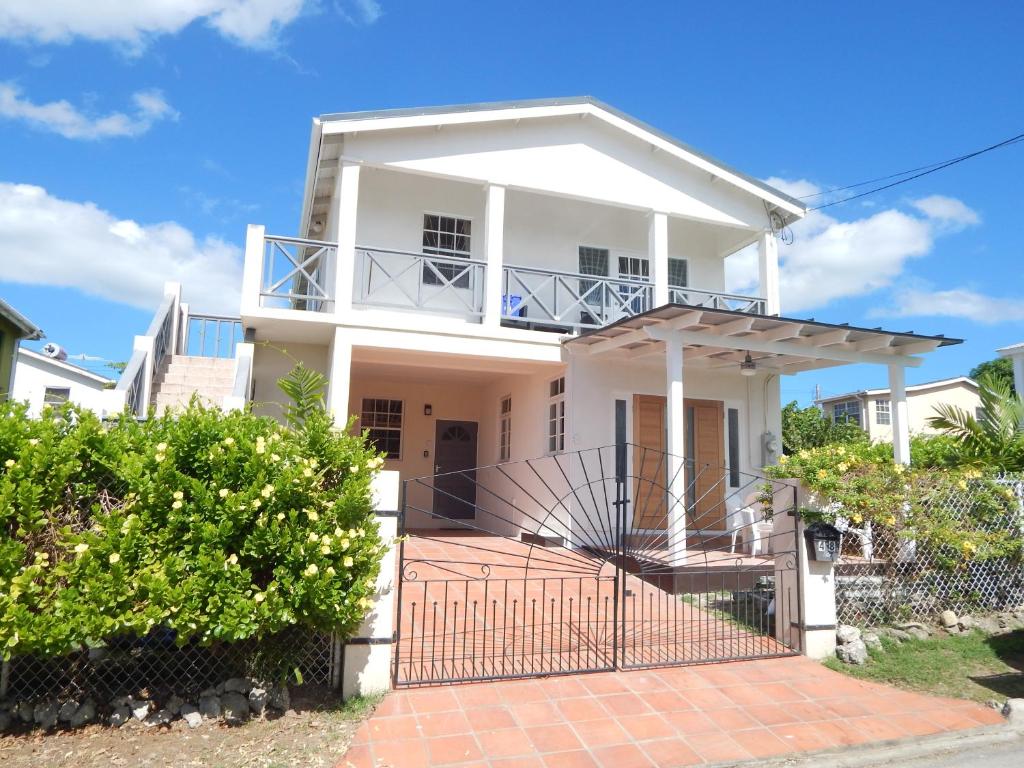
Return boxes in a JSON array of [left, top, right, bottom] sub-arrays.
[[0, 83, 177, 139], [874, 287, 1024, 325], [0, 1, 310, 51], [0, 182, 241, 313], [726, 179, 981, 313]]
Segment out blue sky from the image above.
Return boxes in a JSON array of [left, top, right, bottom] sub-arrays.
[[1, 1, 1022, 404]]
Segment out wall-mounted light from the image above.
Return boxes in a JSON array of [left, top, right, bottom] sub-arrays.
[[424, 404, 432, 416]]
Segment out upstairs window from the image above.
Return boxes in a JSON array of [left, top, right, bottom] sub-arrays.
[[361, 398, 403, 458], [667, 257, 688, 288], [44, 387, 71, 406], [617, 255, 651, 313], [547, 376, 566, 454], [578, 246, 609, 307], [875, 398, 891, 425], [498, 395, 512, 462], [832, 400, 861, 426], [422, 214, 471, 287]]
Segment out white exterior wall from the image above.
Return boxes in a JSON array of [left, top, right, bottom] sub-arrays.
[[12, 352, 112, 417], [825, 381, 981, 442], [251, 342, 330, 422]]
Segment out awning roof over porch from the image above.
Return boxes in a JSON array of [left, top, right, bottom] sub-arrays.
[[563, 303, 961, 374]]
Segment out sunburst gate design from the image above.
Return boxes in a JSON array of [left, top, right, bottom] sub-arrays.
[[393, 444, 802, 686]]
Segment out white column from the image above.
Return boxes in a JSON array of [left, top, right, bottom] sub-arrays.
[[649, 211, 669, 307], [326, 327, 353, 427], [665, 335, 687, 564], [342, 470, 399, 697], [1011, 354, 1024, 397], [889, 364, 911, 465], [483, 184, 506, 326], [334, 162, 361, 315], [758, 230, 780, 315], [240, 224, 265, 316]]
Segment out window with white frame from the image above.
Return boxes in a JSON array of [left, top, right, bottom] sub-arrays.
[[667, 257, 688, 288], [617, 255, 651, 313], [360, 398, 403, 458], [547, 377, 566, 454], [498, 395, 512, 462], [43, 387, 71, 406], [578, 246, 609, 307], [832, 400, 861, 426], [875, 398, 891, 425], [422, 213, 471, 287]]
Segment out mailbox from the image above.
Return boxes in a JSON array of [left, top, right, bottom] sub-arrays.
[[804, 522, 842, 562]]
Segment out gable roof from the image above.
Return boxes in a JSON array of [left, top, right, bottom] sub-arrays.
[[816, 376, 978, 405], [17, 348, 114, 386], [305, 97, 807, 236], [0, 298, 43, 340]]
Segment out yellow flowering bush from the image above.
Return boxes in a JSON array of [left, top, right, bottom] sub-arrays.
[[0, 392, 385, 662]]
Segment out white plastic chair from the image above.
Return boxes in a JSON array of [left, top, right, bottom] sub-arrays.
[[726, 491, 773, 556]]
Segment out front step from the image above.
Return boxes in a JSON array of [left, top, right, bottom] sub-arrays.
[[151, 355, 236, 414]]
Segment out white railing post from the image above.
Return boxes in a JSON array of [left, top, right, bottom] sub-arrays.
[[483, 184, 505, 326], [134, 334, 155, 415], [241, 224, 266, 315], [163, 282, 182, 357], [342, 470, 399, 698], [178, 302, 190, 354]]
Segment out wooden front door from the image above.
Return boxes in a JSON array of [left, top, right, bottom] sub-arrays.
[[631, 395, 726, 531]]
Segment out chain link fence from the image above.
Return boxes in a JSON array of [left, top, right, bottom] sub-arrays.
[[0, 626, 339, 706], [835, 474, 1024, 626]]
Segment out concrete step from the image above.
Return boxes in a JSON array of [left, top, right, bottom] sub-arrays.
[[164, 354, 236, 370], [153, 383, 233, 397], [154, 372, 235, 388]]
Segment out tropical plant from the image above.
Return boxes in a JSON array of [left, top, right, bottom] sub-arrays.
[[781, 400, 868, 454], [928, 373, 1024, 471], [278, 362, 329, 431]]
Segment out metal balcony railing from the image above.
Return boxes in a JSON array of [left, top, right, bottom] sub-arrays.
[[356, 247, 486, 317], [184, 314, 243, 358], [668, 286, 766, 314]]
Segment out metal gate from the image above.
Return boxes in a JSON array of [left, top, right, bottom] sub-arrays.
[[393, 444, 800, 686]]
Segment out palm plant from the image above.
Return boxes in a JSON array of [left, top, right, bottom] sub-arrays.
[[928, 373, 1024, 471]]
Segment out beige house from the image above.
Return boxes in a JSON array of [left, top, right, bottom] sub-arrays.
[[816, 376, 981, 442]]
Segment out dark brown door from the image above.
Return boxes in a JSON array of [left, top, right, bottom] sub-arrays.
[[631, 395, 725, 531], [432, 420, 479, 520]]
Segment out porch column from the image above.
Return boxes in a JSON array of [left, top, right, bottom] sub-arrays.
[[649, 211, 669, 307], [665, 336, 687, 564], [483, 183, 506, 327], [240, 224, 265, 316], [758, 230, 780, 315], [334, 161, 361, 315], [888, 364, 911, 465], [326, 327, 353, 427]]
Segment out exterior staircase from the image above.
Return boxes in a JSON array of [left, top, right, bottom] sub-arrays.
[[152, 355, 235, 414]]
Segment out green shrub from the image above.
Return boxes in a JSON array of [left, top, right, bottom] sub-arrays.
[[0, 399, 386, 661]]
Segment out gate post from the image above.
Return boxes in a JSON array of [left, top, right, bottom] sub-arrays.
[[774, 485, 838, 660], [342, 470, 400, 698]]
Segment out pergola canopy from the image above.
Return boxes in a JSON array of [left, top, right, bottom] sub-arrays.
[[563, 303, 961, 374]]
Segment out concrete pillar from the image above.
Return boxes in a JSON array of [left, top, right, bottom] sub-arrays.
[[222, 342, 254, 412], [483, 184, 506, 326], [334, 162, 361, 314], [774, 493, 838, 660], [240, 224, 265, 315], [649, 211, 669, 308], [665, 336, 687, 564], [326, 327, 353, 427], [1011, 354, 1024, 396], [342, 470, 400, 698], [888, 364, 910, 465], [758, 230, 780, 315]]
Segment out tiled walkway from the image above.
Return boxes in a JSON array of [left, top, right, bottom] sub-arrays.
[[338, 656, 1003, 768]]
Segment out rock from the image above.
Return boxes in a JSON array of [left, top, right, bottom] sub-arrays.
[[1002, 698, 1024, 728], [16, 701, 34, 723], [248, 688, 268, 716], [886, 628, 911, 643], [223, 677, 253, 695], [144, 709, 174, 728], [862, 631, 882, 651], [959, 615, 975, 631], [165, 695, 185, 716], [221, 692, 249, 725], [0, 710, 11, 732], [129, 696, 151, 722], [199, 687, 218, 699], [214, 682, 226, 696], [180, 704, 203, 729], [939, 610, 959, 628], [976, 616, 1003, 635], [267, 684, 290, 712], [58, 700, 79, 723], [836, 624, 862, 644], [108, 706, 131, 727], [836, 639, 869, 665], [70, 700, 96, 728], [198, 695, 221, 720], [33, 700, 59, 729], [110, 695, 132, 708]]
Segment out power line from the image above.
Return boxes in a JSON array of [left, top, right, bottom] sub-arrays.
[[803, 131, 1024, 211]]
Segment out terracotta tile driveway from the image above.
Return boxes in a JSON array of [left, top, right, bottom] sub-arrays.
[[338, 655, 1003, 768]]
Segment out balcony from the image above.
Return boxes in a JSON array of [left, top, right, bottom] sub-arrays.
[[248, 232, 767, 334]]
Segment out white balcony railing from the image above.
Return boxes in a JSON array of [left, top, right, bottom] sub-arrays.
[[668, 287, 766, 315], [356, 247, 486, 317], [259, 235, 336, 311]]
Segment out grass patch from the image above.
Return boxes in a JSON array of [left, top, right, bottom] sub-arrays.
[[325, 691, 386, 721], [824, 629, 1024, 703]]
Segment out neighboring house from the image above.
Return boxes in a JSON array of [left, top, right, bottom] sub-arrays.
[[12, 346, 115, 416], [998, 342, 1024, 394], [816, 377, 982, 442], [112, 97, 960, 538], [0, 298, 44, 401]]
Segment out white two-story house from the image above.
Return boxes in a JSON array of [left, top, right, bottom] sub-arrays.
[[112, 98, 959, 551]]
